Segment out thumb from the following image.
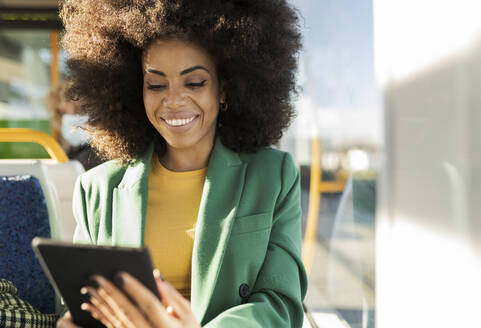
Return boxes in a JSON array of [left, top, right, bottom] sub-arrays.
[[153, 269, 167, 306]]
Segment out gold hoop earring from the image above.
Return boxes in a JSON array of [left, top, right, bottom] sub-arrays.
[[220, 102, 228, 112]]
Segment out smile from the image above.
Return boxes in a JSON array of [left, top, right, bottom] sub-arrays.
[[164, 116, 197, 127]]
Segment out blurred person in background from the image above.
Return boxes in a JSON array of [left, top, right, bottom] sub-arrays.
[[45, 81, 103, 170]]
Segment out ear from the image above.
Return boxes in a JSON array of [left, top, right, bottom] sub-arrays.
[[219, 79, 227, 104]]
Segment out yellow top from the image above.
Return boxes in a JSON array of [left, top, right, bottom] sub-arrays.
[[144, 154, 207, 300]]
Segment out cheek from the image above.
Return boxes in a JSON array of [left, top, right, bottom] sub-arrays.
[[143, 89, 152, 109], [143, 93, 157, 123], [199, 90, 220, 118]]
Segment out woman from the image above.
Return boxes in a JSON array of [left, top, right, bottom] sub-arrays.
[[58, 0, 307, 327]]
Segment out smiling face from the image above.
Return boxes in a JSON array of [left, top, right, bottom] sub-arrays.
[[142, 39, 222, 156]]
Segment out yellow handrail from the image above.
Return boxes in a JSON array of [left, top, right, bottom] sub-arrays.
[[302, 137, 347, 274], [302, 138, 321, 274], [0, 128, 68, 163]]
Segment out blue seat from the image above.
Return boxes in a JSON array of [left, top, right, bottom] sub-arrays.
[[0, 175, 56, 314]]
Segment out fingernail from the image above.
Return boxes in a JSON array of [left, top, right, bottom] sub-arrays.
[[153, 269, 165, 281], [114, 273, 124, 287], [80, 287, 89, 295]]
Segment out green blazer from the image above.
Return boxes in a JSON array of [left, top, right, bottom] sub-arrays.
[[72, 138, 308, 327]]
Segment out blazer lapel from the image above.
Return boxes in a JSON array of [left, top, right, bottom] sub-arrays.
[[191, 138, 247, 324], [112, 144, 154, 247]]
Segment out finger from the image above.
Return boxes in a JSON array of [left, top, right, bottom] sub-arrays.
[[98, 287, 137, 328], [153, 270, 169, 309], [153, 269, 190, 315], [80, 302, 102, 321], [84, 286, 121, 327], [156, 278, 191, 318], [56, 312, 81, 328], [81, 302, 114, 328], [153, 270, 164, 301], [156, 283, 200, 328], [116, 272, 171, 326], [92, 275, 152, 328], [166, 305, 174, 316], [155, 282, 184, 319]]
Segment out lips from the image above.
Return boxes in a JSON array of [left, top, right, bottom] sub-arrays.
[[157, 113, 200, 133], [159, 112, 199, 126], [164, 116, 197, 127]]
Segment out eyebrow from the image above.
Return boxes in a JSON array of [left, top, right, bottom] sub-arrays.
[[180, 65, 209, 75], [145, 65, 209, 76]]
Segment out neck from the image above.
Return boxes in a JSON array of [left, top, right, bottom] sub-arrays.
[[160, 136, 215, 172]]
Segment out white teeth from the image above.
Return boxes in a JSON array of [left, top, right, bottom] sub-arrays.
[[165, 116, 196, 126]]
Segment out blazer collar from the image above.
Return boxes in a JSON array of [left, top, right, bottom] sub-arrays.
[[111, 138, 246, 324], [117, 143, 155, 190], [115, 137, 242, 190]]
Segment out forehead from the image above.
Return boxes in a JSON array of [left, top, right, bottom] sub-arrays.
[[142, 39, 216, 72]]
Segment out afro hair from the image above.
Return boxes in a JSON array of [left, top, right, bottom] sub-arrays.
[[60, 0, 302, 163]]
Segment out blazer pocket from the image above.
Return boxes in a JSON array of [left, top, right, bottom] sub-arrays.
[[230, 212, 272, 236]]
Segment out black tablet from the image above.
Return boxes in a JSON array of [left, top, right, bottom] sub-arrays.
[[32, 237, 161, 328]]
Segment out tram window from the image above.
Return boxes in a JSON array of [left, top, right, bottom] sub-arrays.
[[280, 1, 379, 327], [0, 29, 63, 158]]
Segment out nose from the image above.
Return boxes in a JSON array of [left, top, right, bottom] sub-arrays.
[[162, 85, 187, 109]]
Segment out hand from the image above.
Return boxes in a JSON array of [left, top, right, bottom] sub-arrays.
[[80, 270, 201, 328], [56, 312, 82, 328]]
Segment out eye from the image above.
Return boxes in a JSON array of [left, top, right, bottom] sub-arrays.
[[186, 80, 207, 89], [147, 83, 167, 91]]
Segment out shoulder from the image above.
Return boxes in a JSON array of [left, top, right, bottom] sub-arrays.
[[238, 146, 290, 164], [76, 159, 128, 192], [239, 147, 297, 176], [237, 147, 298, 190]]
